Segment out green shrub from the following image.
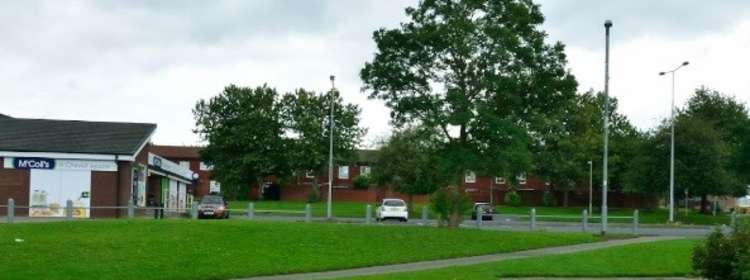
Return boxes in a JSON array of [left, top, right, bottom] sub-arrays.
[[430, 186, 471, 227], [693, 221, 750, 279], [541, 191, 557, 207], [352, 175, 371, 190], [504, 191, 522, 207], [307, 185, 321, 203]]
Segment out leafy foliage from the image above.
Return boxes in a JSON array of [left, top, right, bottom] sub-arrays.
[[693, 222, 750, 279], [352, 175, 372, 190], [361, 0, 578, 226], [430, 186, 472, 227], [504, 191, 522, 207], [372, 127, 446, 199], [541, 191, 557, 207], [194, 85, 364, 200], [193, 85, 290, 199]]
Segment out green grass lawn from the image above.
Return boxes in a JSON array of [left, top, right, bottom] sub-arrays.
[[497, 205, 740, 225], [347, 238, 698, 279], [229, 200, 738, 225], [228, 200, 433, 219], [0, 219, 602, 280]]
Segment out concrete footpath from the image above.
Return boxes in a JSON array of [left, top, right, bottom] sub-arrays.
[[240, 236, 684, 280]]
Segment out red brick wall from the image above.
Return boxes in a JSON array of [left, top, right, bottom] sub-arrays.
[[91, 171, 118, 218], [0, 158, 30, 216]]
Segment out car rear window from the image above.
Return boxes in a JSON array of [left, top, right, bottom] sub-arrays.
[[201, 196, 223, 204], [384, 200, 405, 206]]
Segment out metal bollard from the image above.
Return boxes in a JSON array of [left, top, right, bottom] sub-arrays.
[[731, 210, 737, 228], [66, 200, 73, 220], [530, 208, 536, 231], [476, 209, 482, 228], [191, 203, 198, 220], [127, 199, 135, 219], [582, 209, 589, 232], [633, 210, 639, 235], [247, 202, 254, 220], [305, 204, 311, 223], [7, 198, 14, 224], [366, 204, 372, 225], [421, 205, 428, 226]]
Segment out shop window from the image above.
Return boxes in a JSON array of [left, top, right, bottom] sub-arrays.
[[338, 166, 349, 179], [495, 177, 506, 184], [360, 166, 371, 176], [465, 171, 476, 183]]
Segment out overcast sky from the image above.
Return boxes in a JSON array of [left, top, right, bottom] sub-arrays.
[[1, 1, 749, 146]]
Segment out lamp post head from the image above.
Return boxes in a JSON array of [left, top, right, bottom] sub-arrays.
[[659, 72, 666, 76], [329, 75, 335, 82], [588, 161, 592, 165], [604, 20, 613, 28], [682, 61, 689, 66]]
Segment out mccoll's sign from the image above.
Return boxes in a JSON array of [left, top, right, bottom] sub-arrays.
[[13, 158, 55, 169]]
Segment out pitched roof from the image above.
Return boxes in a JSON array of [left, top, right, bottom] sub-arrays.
[[149, 145, 202, 159], [0, 113, 11, 119], [0, 118, 156, 155]]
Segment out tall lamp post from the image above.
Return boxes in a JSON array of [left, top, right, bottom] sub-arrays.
[[601, 19, 612, 235], [659, 61, 689, 223], [588, 160, 593, 215], [327, 75, 336, 220]]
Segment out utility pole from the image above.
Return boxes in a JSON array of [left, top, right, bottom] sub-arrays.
[[602, 20, 612, 235], [588, 160, 593, 215], [327, 75, 335, 220]]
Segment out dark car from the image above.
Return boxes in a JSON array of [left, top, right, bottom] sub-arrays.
[[471, 203, 494, 221], [197, 195, 230, 219]]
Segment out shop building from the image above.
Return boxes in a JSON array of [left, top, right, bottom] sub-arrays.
[[0, 116, 197, 218]]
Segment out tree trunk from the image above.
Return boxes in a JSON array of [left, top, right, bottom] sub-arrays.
[[448, 185, 462, 228], [563, 191, 569, 208], [700, 194, 708, 214]]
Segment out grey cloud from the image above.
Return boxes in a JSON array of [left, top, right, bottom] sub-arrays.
[[538, 0, 750, 49]]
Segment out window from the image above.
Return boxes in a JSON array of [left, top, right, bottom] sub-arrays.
[[179, 161, 190, 169], [338, 166, 349, 179], [517, 173, 527, 185], [465, 171, 476, 183], [494, 177, 506, 184], [360, 166, 371, 176], [305, 170, 315, 178], [199, 162, 213, 171]]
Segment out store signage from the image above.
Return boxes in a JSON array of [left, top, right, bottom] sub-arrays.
[[57, 160, 117, 171], [14, 158, 55, 169], [148, 153, 194, 181]]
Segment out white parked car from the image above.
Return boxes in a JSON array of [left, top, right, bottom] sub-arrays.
[[376, 198, 409, 222]]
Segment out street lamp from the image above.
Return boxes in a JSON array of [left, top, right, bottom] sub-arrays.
[[588, 160, 593, 215], [327, 75, 336, 220], [601, 19, 612, 236], [659, 60, 689, 223]]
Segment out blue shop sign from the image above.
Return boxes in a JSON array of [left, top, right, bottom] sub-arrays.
[[13, 157, 56, 169]]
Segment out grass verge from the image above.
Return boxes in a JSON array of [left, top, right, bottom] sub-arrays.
[[346, 238, 697, 279], [0, 219, 602, 280]]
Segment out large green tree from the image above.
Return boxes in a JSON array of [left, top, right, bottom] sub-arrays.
[[361, 0, 578, 226], [194, 85, 365, 200], [281, 88, 366, 195], [534, 91, 642, 206], [193, 85, 290, 199]]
